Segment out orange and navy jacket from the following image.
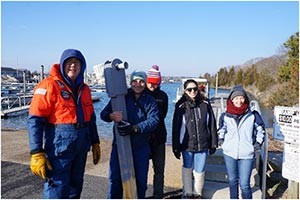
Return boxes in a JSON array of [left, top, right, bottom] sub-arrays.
[[29, 64, 94, 124], [28, 63, 99, 154]]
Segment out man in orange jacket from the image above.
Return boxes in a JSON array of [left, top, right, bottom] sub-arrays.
[[28, 49, 101, 198]]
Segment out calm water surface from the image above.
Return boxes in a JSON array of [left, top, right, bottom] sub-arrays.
[[1, 82, 272, 144]]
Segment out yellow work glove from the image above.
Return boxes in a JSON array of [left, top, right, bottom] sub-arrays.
[[92, 143, 101, 165], [30, 152, 52, 179]]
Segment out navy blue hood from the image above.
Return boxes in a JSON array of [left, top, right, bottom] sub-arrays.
[[59, 49, 86, 87]]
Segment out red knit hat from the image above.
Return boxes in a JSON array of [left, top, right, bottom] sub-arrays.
[[147, 65, 161, 85], [199, 84, 206, 92]]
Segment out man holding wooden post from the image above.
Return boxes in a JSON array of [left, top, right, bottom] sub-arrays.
[[101, 61, 159, 199]]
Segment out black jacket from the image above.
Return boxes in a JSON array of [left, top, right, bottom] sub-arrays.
[[147, 87, 168, 145], [172, 94, 218, 153]]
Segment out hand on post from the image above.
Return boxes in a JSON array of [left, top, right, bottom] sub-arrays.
[[117, 121, 138, 136], [109, 111, 123, 122]]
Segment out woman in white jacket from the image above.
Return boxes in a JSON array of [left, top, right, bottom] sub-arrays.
[[218, 85, 265, 199]]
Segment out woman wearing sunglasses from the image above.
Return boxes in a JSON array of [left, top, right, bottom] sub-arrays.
[[172, 79, 218, 198]]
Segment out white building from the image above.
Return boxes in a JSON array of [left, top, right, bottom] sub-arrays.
[[93, 63, 105, 85]]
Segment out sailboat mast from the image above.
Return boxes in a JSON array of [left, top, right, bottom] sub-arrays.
[[215, 72, 218, 97]]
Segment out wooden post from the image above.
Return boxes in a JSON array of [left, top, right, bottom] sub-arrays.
[[287, 180, 299, 199], [23, 71, 26, 105], [104, 59, 137, 199], [40, 65, 44, 82]]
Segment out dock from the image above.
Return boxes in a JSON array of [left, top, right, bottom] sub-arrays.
[[1, 94, 101, 118], [1, 105, 30, 118], [1, 95, 32, 118]]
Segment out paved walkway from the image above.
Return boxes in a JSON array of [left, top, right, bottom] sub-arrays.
[[1, 130, 182, 199], [1, 129, 262, 199]]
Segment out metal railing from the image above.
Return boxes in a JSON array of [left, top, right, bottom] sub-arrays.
[[251, 99, 268, 199], [1, 95, 32, 117]]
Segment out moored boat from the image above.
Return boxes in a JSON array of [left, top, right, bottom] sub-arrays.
[[90, 84, 106, 92]]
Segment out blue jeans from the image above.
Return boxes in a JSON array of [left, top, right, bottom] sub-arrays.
[[182, 150, 208, 173], [223, 154, 254, 199]]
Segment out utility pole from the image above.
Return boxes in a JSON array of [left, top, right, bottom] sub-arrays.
[[40, 65, 44, 82], [215, 72, 218, 96], [23, 71, 26, 105]]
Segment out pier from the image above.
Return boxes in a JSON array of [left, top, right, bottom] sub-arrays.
[[1, 95, 32, 118], [1, 94, 101, 118], [1, 105, 31, 118]]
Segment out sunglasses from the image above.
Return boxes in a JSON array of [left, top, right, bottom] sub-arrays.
[[185, 87, 198, 92]]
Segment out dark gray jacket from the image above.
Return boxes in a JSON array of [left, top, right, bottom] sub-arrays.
[[172, 94, 218, 153]]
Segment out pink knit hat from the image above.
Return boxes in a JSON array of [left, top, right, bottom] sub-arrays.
[[147, 65, 161, 85]]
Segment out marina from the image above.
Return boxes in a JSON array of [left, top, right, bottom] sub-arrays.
[[1, 72, 273, 172], [2, 82, 273, 140], [1, 60, 107, 118], [1, 3, 295, 198], [90, 84, 106, 93], [1, 94, 33, 118], [1, 93, 101, 118]]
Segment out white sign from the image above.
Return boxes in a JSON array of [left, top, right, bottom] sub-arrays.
[[273, 106, 299, 142], [282, 143, 300, 182], [273, 106, 299, 182]]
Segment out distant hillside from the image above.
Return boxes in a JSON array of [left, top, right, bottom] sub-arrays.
[[215, 54, 287, 79], [237, 54, 287, 74], [208, 32, 299, 109], [242, 57, 265, 67], [207, 53, 288, 108]]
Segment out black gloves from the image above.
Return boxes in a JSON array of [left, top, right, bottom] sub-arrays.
[[218, 139, 224, 147], [209, 148, 216, 155], [254, 142, 262, 153], [117, 121, 138, 136], [173, 151, 181, 160]]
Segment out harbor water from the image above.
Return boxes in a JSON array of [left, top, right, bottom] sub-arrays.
[[1, 82, 272, 144]]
